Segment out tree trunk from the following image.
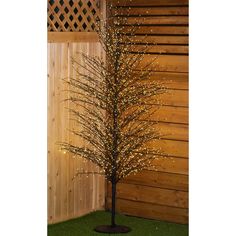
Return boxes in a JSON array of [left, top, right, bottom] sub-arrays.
[[111, 180, 116, 227]]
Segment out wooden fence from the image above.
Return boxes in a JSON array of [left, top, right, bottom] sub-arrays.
[[106, 0, 189, 224], [47, 0, 188, 225], [47, 0, 106, 224], [48, 42, 106, 224]]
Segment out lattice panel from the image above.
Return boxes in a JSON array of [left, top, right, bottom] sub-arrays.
[[48, 0, 101, 32]]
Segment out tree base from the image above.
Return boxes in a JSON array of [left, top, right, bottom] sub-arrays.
[[94, 225, 131, 234]]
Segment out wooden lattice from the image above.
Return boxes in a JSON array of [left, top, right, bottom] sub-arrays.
[[48, 0, 101, 32]]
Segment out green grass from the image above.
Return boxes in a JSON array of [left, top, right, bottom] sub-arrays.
[[48, 211, 188, 236]]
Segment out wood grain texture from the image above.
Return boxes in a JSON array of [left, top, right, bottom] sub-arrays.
[[115, 6, 188, 16], [149, 72, 188, 90], [138, 55, 188, 73], [124, 16, 188, 25], [48, 42, 105, 224], [112, 0, 188, 7], [152, 157, 188, 175], [143, 88, 188, 107], [123, 25, 188, 35], [107, 182, 188, 208], [159, 89, 188, 107], [122, 170, 188, 191], [147, 139, 188, 158], [129, 44, 188, 54], [123, 35, 188, 44], [48, 32, 99, 43], [158, 122, 188, 141], [107, 198, 188, 224], [149, 105, 188, 124]]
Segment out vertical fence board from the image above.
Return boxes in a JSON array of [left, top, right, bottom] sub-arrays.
[[47, 41, 105, 224]]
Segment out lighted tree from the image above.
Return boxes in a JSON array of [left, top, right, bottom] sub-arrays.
[[59, 3, 167, 234]]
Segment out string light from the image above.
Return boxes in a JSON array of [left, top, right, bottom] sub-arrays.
[[58, 3, 168, 183]]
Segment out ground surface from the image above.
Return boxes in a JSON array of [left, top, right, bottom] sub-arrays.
[[48, 211, 188, 236]]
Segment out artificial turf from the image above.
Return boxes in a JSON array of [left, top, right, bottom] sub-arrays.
[[48, 211, 188, 236]]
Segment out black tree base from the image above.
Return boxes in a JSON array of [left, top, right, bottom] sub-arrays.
[[94, 225, 131, 234]]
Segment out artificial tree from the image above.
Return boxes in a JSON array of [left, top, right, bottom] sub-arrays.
[[60, 3, 167, 234]]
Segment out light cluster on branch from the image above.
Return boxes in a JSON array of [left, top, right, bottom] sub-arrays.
[[59, 4, 167, 183]]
